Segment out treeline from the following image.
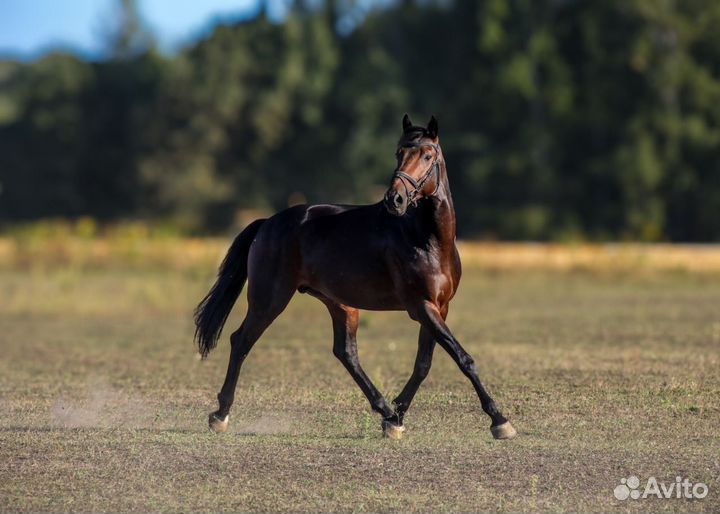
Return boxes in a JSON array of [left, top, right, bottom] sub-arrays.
[[1, 0, 720, 240]]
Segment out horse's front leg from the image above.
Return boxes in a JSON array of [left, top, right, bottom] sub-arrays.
[[412, 300, 517, 439], [393, 305, 452, 423]]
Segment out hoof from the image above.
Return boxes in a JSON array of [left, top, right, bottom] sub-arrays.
[[208, 413, 229, 433], [382, 420, 406, 440], [491, 421, 517, 440]]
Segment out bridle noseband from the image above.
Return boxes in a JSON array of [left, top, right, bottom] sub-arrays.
[[392, 142, 441, 206]]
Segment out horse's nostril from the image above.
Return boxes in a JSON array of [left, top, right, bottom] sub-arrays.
[[394, 195, 404, 206]]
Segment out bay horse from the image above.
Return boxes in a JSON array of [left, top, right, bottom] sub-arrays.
[[194, 114, 516, 440]]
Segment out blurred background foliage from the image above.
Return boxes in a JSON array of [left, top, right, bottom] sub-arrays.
[[1, 0, 720, 241]]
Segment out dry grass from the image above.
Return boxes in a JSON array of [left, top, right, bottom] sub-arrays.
[[0, 237, 719, 512], [0, 234, 225, 271], [3, 229, 720, 275], [459, 242, 720, 274]]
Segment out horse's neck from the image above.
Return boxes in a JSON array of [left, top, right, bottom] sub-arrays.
[[432, 164, 457, 245], [417, 162, 456, 248]]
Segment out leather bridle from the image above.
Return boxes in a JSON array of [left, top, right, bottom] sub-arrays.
[[392, 141, 441, 206]]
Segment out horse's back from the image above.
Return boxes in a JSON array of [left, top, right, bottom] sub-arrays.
[[248, 200, 386, 267], [250, 202, 401, 309]]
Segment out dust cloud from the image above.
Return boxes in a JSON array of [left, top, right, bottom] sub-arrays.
[[50, 380, 156, 429]]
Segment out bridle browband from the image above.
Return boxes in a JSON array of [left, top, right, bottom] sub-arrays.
[[392, 141, 441, 206]]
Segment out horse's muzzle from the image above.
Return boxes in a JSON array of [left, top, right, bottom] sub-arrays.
[[384, 189, 407, 216]]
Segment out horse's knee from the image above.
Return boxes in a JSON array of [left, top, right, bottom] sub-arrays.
[[333, 346, 354, 364], [333, 343, 360, 369], [459, 353, 476, 373], [332, 346, 346, 361]]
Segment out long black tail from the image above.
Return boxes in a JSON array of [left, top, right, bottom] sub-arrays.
[[194, 218, 266, 359]]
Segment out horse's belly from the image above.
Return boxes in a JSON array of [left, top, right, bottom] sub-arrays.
[[299, 249, 404, 310], [319, 282, 405, 311]]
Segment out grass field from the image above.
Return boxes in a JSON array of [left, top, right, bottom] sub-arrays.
[[0, 240, 719, 512]]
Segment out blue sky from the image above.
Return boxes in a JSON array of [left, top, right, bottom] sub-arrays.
[[0, 0, 282, 60]]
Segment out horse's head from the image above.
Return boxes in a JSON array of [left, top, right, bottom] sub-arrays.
[[384, 114, 442, 216]]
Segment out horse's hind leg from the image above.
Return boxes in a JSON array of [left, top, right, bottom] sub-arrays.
[[209, 275, 295, 433], [323, 301, 400, 438]]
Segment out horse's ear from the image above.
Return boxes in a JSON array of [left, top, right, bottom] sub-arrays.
[[402, 113, 413, 132], [426, 115, 439, 139]]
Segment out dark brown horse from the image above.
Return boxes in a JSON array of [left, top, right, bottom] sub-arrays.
[[194, 115, 516, 440]]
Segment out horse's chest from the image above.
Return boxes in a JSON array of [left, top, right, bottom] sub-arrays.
[[399, 247, 457, 302]]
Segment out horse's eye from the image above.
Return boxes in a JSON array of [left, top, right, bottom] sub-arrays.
[[424, 154, 432, 161]]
